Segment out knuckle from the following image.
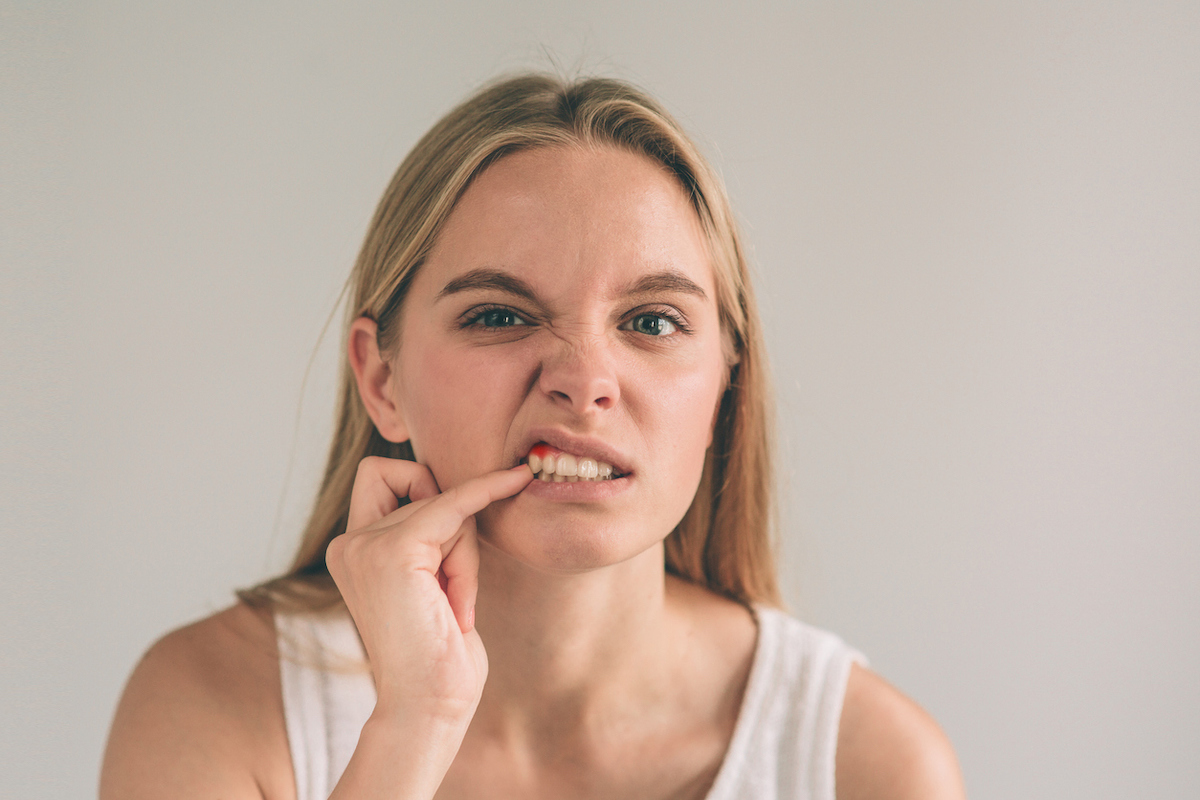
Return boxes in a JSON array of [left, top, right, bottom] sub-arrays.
[[356, 456, 382, 477], [325, 535, 345, 570], [342, 531, 368, 560], [415, 464, 438, 489]]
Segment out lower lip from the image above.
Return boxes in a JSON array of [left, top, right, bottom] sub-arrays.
[[519, 474, 633, 501]]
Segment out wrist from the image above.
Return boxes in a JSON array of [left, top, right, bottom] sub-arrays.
[[330, 709, 469, 800], [371, 689, 479, 729], [366, 698, 475, 739]]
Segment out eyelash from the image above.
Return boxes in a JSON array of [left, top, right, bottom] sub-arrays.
[[460, 304, 530, 329], [623, 306, 691, 336], [458, 304, 692, 336]]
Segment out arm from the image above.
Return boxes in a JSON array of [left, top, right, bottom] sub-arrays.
[[835, 664, 966, 800], [322, 459, 531, 799], [99, 602, 477, 800], [100, 605, 289, 799], [101, 459, 532, 800]]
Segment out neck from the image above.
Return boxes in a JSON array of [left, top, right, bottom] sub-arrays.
[[471, 540, 677, 742]]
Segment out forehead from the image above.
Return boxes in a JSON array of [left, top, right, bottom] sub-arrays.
[[417, 144, 715, 301]]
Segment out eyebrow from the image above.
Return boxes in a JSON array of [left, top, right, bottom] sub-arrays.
[[626, 271, 708, 301], [437, 268, 540, 303], [436, 267, 709, 303]]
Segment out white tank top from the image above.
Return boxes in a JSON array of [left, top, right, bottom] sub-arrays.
[[276, 605, 865, 800]]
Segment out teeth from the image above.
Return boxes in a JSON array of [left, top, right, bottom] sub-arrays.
[[525, 446, 619, 482]]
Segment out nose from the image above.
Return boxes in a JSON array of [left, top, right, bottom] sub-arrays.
[[537, 335, 620, 414]]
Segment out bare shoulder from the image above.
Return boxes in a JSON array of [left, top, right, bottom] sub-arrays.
[[835, 664, 965, 800], [100, 602, 295, 800]]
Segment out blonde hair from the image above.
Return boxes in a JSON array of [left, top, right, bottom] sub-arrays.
[[241, 74, 780, 611]]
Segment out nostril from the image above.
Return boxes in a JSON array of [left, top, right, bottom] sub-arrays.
[[536, 354, 620, 413]]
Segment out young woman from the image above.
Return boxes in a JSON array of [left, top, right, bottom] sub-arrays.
[[101, 74, 965, 800]]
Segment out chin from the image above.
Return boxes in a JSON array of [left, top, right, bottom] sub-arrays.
[[477, 511, 661, 576]]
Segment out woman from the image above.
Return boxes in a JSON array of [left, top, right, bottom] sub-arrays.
[[101, 74, 965, 799]]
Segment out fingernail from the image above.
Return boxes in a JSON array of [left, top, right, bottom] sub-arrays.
[[467, 607, 475, 630]]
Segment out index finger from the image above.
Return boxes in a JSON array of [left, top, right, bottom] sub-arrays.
[[404, 464, 533, 550]]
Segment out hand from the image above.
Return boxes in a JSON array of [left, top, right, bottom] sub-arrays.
[[326, 457, 533, 726]]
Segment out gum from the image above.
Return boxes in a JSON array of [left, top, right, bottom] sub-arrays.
[[526, 442, 611, 479], [528, 443, 560, 461]]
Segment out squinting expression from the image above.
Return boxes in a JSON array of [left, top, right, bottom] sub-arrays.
[[391, 144, 729, 572]]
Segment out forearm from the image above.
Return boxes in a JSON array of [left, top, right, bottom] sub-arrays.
[[328, 708, 469, 800]]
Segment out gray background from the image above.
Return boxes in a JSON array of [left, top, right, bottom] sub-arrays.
[[4, 2, 1198, 798]]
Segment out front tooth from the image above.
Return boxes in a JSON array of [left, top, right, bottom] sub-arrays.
[[556, 453, 578, 477], [577, 458, 598, 480], [542, 455, 556, 475], [539, 471, 551, 482], [598, 462, 613, 478], [552, 473, 565, 482], [527, 452, 542, 473]]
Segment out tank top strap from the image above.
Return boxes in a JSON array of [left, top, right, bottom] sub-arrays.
[[705, 605, 867, 800], [276, 608, 376, 800]]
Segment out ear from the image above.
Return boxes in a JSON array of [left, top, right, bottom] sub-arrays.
[[348, 316, 410, 443]]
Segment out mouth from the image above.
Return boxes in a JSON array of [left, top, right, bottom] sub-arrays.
[[520, 442, 629, 483]]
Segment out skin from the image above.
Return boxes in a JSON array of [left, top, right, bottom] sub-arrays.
[[101, 144, 965, 799], [373, 143, 727, 576]]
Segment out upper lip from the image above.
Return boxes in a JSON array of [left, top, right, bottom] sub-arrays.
[[517, 428, 634, 476]]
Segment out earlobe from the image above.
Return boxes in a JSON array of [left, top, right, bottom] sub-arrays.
[[347, 316, 410, 443]]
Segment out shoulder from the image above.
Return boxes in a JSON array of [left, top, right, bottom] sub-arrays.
[[835, 664, 965, 800], [100, 602, 295, 800]]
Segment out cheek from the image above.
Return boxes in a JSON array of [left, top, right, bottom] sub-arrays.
[[633, 348, 726, 471], [401, 343, 527, 470]]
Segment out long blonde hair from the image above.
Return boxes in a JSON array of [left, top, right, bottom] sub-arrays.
[[241, 74, 780, 611]]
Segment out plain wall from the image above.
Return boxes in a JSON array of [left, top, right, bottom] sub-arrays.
[[3, 2, 1198, 797]]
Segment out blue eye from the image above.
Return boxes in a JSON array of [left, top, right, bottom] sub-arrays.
[[625, 314, 678, 336], [470, 307, 527, 328]]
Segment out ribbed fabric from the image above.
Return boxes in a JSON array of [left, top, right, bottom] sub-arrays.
[[276, 605, 864, 800], [704, 608, 866, 800], [276, 609, 375, 800]]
